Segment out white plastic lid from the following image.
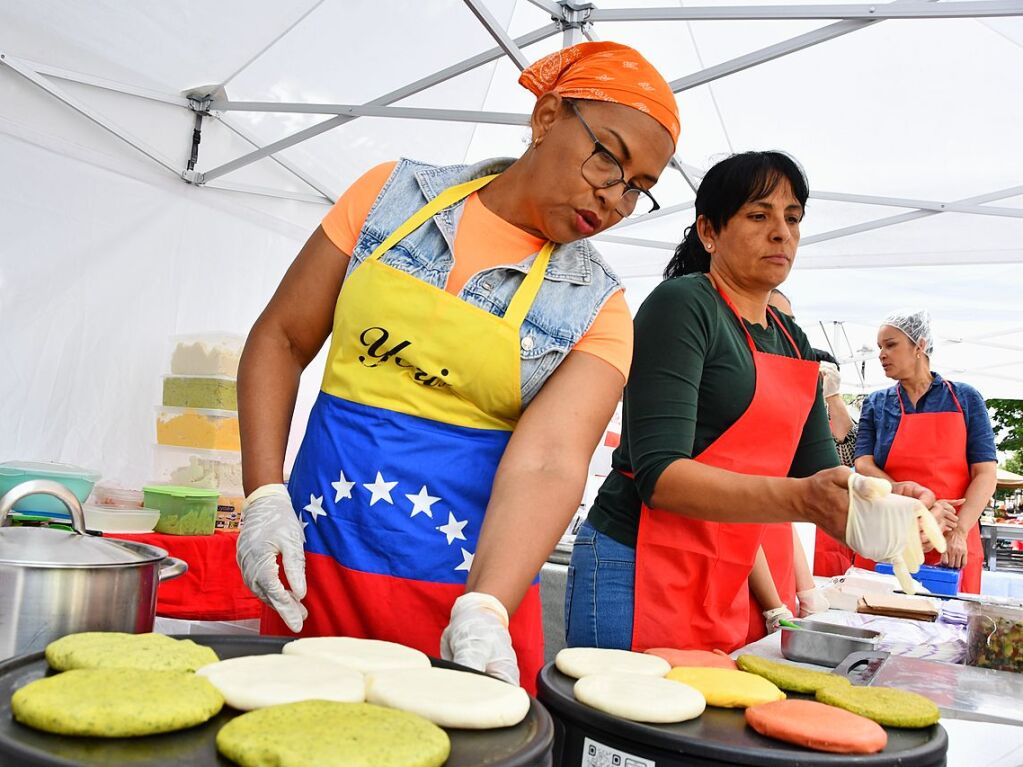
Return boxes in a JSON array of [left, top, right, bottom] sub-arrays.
[[155, 405, 239, 418], [0, 461, 101, 482], [162, 374, 237, 382]]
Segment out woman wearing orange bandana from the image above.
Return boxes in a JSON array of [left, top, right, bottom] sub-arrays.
[[235, 42, 679, 691]]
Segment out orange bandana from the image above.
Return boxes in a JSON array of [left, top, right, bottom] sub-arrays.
[[519, 41, 679, 145]]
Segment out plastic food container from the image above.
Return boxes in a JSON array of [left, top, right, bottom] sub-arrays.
[[156, 407, 240, 451], [89, 484, 144, 509], [83, 504, 160, 534], [780, 619, 881, 667], [152, 445, 242, 493], [0, 461, 101, 515], [143, 485, 220, 536], [875, 562, 962, 596], [216, 494, 245, 531], [170, 333, 245, 377], [162, 375, 237, 410], [965, 602, 1023, 673]]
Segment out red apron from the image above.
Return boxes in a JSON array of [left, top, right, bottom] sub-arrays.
[[745, 523, 797, 643], [853, 381, 979, 593], [813, 526, 854, 577], [631, 282, 820, 652]]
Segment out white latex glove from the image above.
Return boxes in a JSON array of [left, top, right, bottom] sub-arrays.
[[236, 484, 307, 632], [797, 588, 830, 618], [820, 361, 841, 398], [440, 592, 519, 686], [845, 474, 946, 595], [764, 606, 794, 634]]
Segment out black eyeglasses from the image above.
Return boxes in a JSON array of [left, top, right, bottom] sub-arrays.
[[568, 100, 660, 218]]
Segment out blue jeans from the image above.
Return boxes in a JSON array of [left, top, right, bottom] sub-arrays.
[[564, 520, 636, 649]]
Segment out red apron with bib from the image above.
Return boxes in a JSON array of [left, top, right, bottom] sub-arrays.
[[854, 381, 979, 593], [813, 526, 854, 577], [745, 523, 798, 643], [631, 282, 820, 652]]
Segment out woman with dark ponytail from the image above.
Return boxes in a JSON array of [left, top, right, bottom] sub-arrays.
[[565, 151, 944, 654]]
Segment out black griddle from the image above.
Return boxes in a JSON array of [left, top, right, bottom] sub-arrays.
[[538, 662, 948, 767], [0, 635, 553, 767]]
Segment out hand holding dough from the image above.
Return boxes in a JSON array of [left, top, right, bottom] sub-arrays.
[[845, 474, 945, 594]]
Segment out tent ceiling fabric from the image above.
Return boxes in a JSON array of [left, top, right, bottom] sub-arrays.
[[1, 0, 1022, 480]]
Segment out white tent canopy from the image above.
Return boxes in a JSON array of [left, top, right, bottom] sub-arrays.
[[2, 0, 1022, 485]]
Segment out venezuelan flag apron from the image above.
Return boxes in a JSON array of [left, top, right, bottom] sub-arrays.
[[631, 281, 819, 652], [261, 175, 548, 690]]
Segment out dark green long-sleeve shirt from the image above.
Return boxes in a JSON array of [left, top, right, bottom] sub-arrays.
[[588, 273, 839, 547]]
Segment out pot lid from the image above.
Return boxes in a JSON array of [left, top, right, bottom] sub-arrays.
[[0, 526, 165, 567], [0, 460, 101, 481]]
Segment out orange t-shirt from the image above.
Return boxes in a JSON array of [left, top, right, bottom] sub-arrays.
[[321, 162, 633, 379]]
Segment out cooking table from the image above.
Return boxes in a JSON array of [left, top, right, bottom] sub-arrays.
[[736, 620, 1023, 767]]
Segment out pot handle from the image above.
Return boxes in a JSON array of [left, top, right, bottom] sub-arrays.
[[159, 557, 188, 582], [0, 480, 87, 534]]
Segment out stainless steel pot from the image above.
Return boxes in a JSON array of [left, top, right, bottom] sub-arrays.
[[0, 479, 187, 659]]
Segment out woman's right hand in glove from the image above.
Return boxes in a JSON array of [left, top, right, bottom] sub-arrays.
[[236, 484, 307, 632]]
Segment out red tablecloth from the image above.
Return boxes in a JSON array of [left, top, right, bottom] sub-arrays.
[[108, 531, 261, 622]]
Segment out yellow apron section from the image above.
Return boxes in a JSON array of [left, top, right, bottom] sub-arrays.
[[321, 175, 555, 431]]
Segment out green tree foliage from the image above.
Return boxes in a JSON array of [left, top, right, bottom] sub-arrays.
[[988, 399, 1023, 452]]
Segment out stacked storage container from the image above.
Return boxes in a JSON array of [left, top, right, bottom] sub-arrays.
[[154, 334, 246, 532]]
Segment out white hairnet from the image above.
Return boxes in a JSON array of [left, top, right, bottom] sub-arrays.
[[881, 309, 933, 356]]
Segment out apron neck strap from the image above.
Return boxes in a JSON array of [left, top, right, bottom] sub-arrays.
[[503, 241, 554, 328], [707, 275, 802, 358], [367, 174, 498, 263], [366, 173, 553, 331], [897, 377, 961, 415]]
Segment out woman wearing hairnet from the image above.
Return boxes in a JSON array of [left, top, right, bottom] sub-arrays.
[[854, 310, 998, 593]]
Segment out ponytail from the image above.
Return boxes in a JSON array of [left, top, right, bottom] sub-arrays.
[[663, 224, 710, 279]]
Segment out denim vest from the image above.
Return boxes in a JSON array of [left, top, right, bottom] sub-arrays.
[[348, 157, 624, 407]]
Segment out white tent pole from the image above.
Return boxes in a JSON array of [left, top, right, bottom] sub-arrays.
[[6, 57, 189, 107], [213, 115, 338, 202], [463, 0, 532, 70], [527, 0, 566, 16], [669, 0, 938, 92], [613, 201, 696, 229], [556, 0, 594, 45], [592, 244, 1023, 271], [203, 180, 332, 205], [802, 185, 1023, 245], [0, 53, 179, 176], [812, 190, 1023, 218], [218, 0, 329, 90], [593, 234, 676, 250], [211, 102, 530, 125], [590, 0, 1023, 22], [200, 22, 560, 184], [792, 249, 1023, 268]]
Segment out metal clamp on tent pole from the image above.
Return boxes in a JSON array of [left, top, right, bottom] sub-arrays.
[[556, 0, 595, 45], [181, 86, 224, 184]]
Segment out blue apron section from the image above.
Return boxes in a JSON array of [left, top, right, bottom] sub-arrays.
[[288, 391, 511, 585]]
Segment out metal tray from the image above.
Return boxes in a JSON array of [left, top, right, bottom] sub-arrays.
[[781, 619, 881, 667], [0, 635, 553, 767], [538, 663, 947, 766]]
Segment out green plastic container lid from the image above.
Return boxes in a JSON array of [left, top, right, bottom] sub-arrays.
[[143, 484, 220, 499]]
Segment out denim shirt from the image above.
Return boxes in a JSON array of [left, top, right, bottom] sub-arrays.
[[854, 372, 997, 468], [348, 157, 624, 407]]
